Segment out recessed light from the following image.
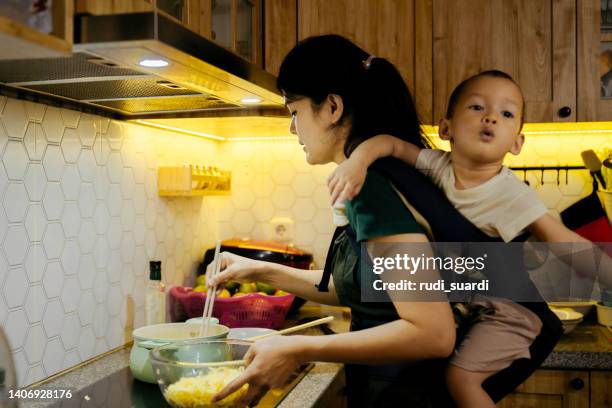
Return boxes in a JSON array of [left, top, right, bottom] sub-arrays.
[[241, 97, 261, 104], [139, 58, 169, 68]]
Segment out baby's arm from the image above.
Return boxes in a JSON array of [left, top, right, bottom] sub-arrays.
[[328, 134, 421, 204], [529, 215, 612, 290]]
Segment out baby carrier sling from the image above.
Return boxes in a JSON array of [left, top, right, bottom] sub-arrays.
[[317, 157, 563, 406]]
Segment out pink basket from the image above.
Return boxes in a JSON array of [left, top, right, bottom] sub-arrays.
[[170, 286, 295, 329]]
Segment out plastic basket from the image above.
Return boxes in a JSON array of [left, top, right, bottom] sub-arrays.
[[170, 286, 295, 329]]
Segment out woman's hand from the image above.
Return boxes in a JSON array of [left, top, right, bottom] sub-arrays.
[[206, 252, 268, 288], [327, 157, 368, 205], [213, 336, 308, 406]]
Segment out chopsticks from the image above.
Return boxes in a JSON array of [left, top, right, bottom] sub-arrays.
[[199, 240, 222, 337], [246, 316, 334, 341]]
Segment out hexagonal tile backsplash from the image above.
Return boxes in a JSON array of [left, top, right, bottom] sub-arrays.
[[0, 96, 596, 387]]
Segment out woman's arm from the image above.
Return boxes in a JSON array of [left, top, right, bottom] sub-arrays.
[[214, 233, 455, 404], [207, 252, 340, 306]]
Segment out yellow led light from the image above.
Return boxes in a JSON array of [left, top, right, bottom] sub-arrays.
[[134, 120, 226, 141]]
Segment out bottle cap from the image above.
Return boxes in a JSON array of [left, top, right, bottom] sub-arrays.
[[149, 261, 162, 280]]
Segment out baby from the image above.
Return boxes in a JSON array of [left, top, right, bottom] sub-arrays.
[[328, 70, 591, 407]]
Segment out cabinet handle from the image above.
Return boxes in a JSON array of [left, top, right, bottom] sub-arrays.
[[558, 106, 572, 118], [569, 377, 584, 390]]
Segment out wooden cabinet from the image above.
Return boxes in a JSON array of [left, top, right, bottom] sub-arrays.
[[497, 369, 589, 408], [421, 0, 576, 125], [497, 369, 612, 408], [296, 0, 419, 106], [76, 0, 261, 63], [264, 0, 297, 76], [0, 0, 73, 59], [577, 0, 612, 121]]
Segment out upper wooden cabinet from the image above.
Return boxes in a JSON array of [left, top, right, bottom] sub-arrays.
[[264, 0, 430, 118], [577, 0, 612, 121], [76, 0, 261, 64], [424, 0, 577, 125], [0, 0, 73, 59]]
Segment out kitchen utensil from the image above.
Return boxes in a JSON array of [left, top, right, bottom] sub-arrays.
[[200, 240, 221, 337], [150, 339, 252, 408], [581, 150, 606, 189], [130, 322, 229, 384], [246, 316, 334, 341]]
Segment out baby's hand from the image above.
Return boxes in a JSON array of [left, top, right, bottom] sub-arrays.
[[327, 157, 367, 205]]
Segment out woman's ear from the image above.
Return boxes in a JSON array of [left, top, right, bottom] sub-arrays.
[[438, 118, 452, 141], [327, 94, 345, 124]]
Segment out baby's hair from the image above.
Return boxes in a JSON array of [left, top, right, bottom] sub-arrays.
[[445, 70, 525, 130]]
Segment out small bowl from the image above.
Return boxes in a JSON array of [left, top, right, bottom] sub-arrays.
[[130, 323, 229, 384], [186, 317, 220, 325], [228, 327, 277, 340], [548, 300, 596, 316], [596, 302, 612, 327], [551, 307, 584, 321], [150, 339, 251, 408], [561, 319, 583, 334]]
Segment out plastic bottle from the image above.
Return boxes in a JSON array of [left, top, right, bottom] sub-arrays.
[[145, 261, 166, 325]]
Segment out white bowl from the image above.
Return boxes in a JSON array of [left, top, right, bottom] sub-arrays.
[[551, 307, 584, 322], [548, 301, 596, 316], [561, 319, 583, 334], [185, 317, 220, 325], [228, 327, 277, 340]]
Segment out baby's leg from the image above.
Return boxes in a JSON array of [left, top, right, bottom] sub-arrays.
[[446, 364, 496, 408]]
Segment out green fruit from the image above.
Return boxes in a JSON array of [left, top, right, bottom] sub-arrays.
[[193, 285, 208, 293], [239, 282, 257, 294], [256, 282, 276, 295], [195, 274, 207, 286], [233, 292, 247, 297], [225, 281, 240, 293]]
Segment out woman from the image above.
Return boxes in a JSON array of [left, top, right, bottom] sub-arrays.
[[209, 35, 562, 407], [208, 35, 456, 407]]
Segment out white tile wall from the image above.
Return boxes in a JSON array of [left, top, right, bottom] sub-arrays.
[[0, 96, 220, 386], [0, 94, 598, 387]]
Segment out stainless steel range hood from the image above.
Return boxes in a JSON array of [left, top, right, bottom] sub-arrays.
[[0, 12, 285, 118]]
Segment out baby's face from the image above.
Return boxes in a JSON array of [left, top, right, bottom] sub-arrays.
[[446, 76, 524, 166]]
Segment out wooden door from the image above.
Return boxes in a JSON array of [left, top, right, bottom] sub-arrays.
[[577, 0, 612, 121], [297, 0, 417, 106], [497, 369, 589, 408], [264, 0, 297, 75], [429, 0, 576, 124], [590, 371, 612, 408]]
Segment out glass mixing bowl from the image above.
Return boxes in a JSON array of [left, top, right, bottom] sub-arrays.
[[150, 339, 252, 408]]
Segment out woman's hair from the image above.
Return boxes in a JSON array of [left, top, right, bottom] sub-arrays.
[[277, 34, 431, 156]]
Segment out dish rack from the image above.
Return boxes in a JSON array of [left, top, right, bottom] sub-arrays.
[[170, 286, 295, 329]]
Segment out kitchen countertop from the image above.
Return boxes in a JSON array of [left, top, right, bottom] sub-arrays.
[[22, 303, 611, 407]]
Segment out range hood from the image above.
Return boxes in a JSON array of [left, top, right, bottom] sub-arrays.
[[0, 12, 285, 118]]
